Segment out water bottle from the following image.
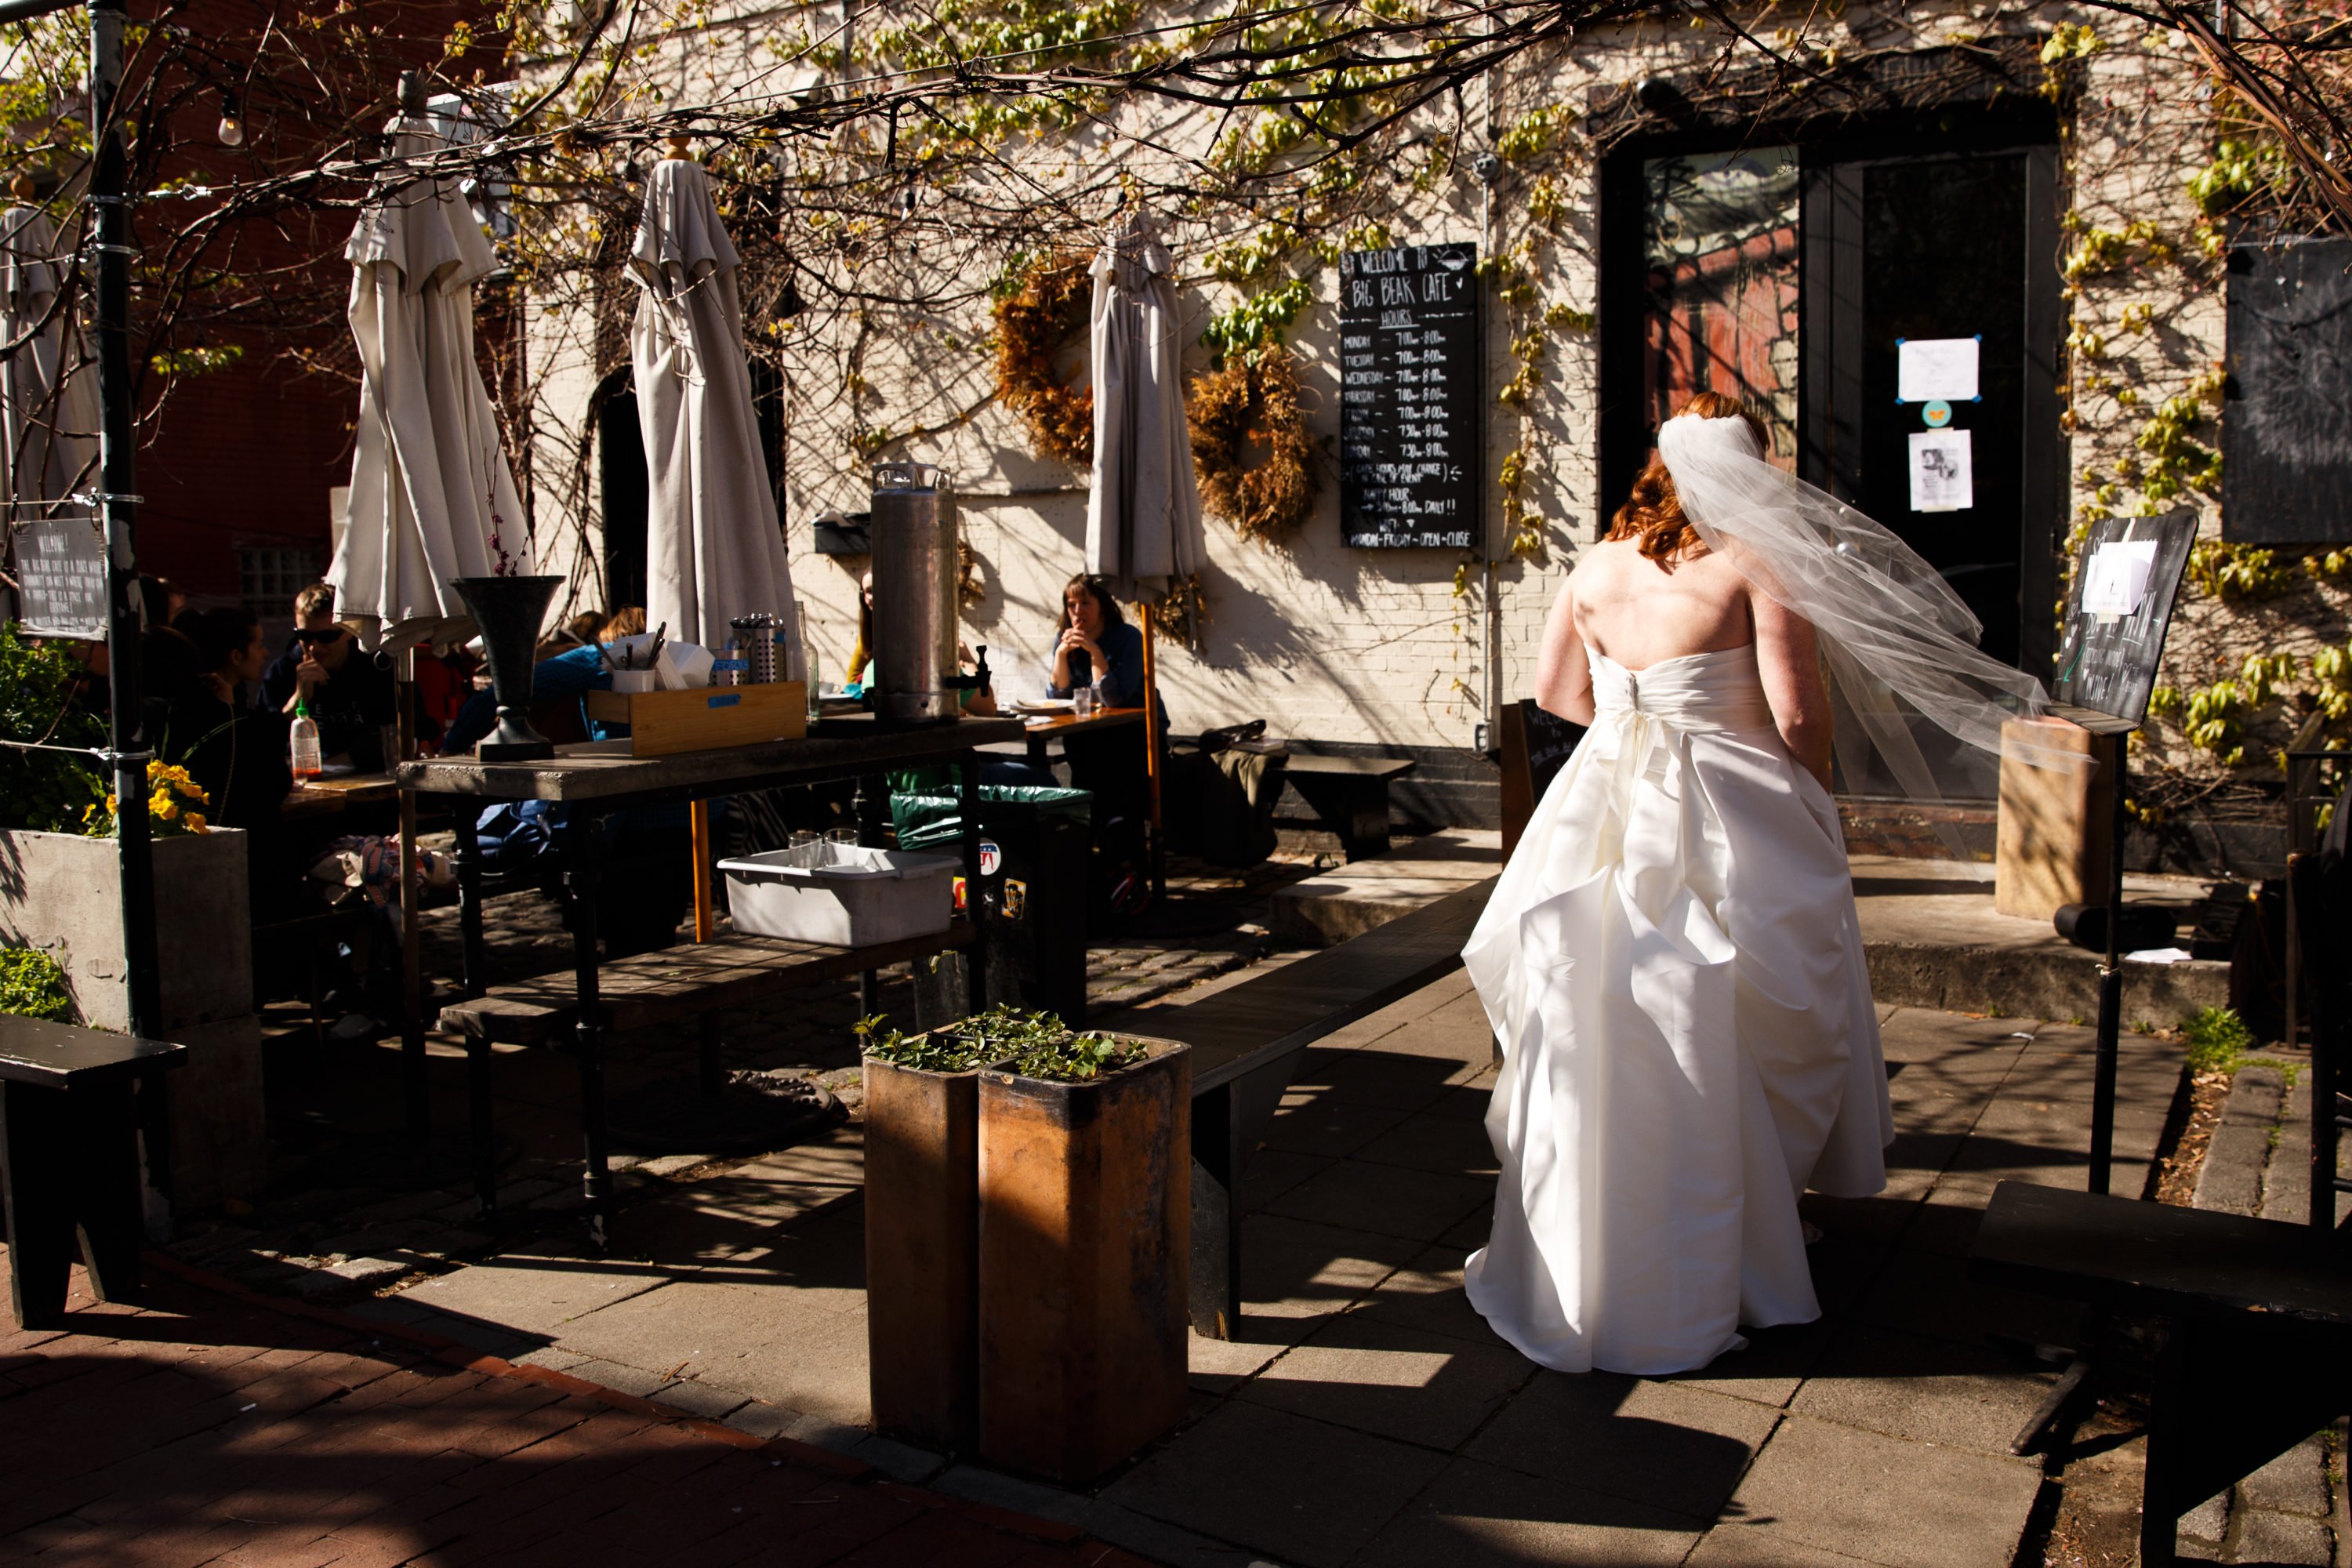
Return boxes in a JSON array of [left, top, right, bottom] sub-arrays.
[[290, 698, 322, 779]]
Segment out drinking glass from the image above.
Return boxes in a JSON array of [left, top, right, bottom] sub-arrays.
[[1073, 685, 1098, 720]]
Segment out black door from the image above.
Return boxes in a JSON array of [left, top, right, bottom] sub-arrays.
[[1801, 147, 2065, 796], [1803, 147, 2064, 672]]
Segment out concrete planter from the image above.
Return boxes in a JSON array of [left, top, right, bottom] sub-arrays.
[[976, 1037, 1190, 1482], [862, 1050, 995, 1450], [0, 828, 265, 1207]]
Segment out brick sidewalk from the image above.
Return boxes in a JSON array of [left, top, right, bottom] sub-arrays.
[[0, 1251, 1156, 1567]]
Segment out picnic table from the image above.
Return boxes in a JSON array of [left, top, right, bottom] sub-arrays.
[[280, 771, 401, 818], [1013, 703, 1145, 771], [399, 713, 1025, 1239]]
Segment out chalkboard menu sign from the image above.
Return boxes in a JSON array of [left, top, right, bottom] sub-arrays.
[[10, 517, 108, 641], [2051, 508, 2196, 727], [1339, 242, 1480, 549], [2223, 238, 2352, 544]]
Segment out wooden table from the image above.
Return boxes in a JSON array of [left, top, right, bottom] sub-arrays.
[[1014, 705, 1145, 771], [281, 772, 401, 818], [397, 713, 1025, 1240]]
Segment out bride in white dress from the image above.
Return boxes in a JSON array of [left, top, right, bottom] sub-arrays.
[[1465, 390, 2059, 1377]]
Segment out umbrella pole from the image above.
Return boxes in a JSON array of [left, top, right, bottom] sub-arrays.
[[690, 802, 714, 942], [1141, 605, 1165, 902], [396, 652, 428, 1138]]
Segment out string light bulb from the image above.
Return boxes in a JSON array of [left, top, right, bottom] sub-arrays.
[[217, 93, 245, 147]]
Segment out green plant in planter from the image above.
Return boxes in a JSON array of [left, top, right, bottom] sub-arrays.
[[857, 1012, 997, 1073], [1011, 1029, 1143, 1083], [956, 1003, 1068, 1051], [0, 946, 73, 1022], [0, 624, 106, 833]]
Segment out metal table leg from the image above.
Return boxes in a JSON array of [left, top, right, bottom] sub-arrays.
[[399, 784, 428, 1137], [453, 809, 488, 999], [568, 810, 612, 1249]]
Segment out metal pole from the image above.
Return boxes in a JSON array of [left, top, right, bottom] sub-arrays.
[[90, 0, 160, 1044], [2088, 735, 2127, 1196]]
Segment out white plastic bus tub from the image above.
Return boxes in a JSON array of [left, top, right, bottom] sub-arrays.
[[719, 841, 959, 948]]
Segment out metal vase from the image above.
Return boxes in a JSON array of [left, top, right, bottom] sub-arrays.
[[452, 575, 561, 761], [869, 461, 960, 724]]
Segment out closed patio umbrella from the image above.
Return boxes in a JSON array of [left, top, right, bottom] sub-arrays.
[[1085, 209, 1205, 598], [631, 147, 800, 670], [328, 111, 530, 650], [1085, 209, 1205, 898], [0, 204, 99, 514]]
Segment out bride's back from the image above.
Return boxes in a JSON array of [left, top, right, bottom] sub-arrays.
[[1571, 536, 1753, 670]]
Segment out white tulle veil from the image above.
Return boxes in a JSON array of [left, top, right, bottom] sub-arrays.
[[1653, 412, 2087, 845]]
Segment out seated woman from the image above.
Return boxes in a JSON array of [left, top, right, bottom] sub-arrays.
[[1045, 573, 1168, 812]]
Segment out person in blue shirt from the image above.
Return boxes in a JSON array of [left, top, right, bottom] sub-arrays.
[[1044, 573, 1169, 855], [443, 626, 691, 956], [1048, 573, 1147, 706]]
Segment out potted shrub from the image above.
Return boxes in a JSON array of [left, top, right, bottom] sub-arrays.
[[0, 652, 265, 1209], [859, 1013, 1004, 1450], [977, 1029, 1190, 1483]]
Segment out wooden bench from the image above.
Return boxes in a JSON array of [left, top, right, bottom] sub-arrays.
[[1281, 753, 1417, 861], [0, 1016, 185, 1328], [438, 920, 975, 1216], [1141, 877, 1494, 1338], [1972, 1181, 2351, 1567]]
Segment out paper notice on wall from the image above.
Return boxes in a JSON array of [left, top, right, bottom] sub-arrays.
[[1897, 337, 1980, 402], [1907, 429, 1974, 513], [2081, 537, 2161, 618]]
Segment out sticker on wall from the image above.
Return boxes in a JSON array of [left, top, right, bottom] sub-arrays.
[[1921, 400, 1953, 428], [1907, 429, 1975, 513], [1896, 337, 1981, 403]]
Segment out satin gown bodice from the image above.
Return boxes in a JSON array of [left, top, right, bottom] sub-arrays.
[[1461, 641, 1892, 1377]]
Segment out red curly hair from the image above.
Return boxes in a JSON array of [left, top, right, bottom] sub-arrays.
[[1607, 391, 1770, 568]]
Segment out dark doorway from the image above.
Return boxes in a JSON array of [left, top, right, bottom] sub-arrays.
[[1600, 125, 2064, 800], [597, 368, 647, 610], [1803, 148, 2064, 674]]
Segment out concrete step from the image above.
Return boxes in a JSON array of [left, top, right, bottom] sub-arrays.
[[1270, 840, 2230, 1029], [1269, 829, 1502, 945], [1852, 855, 2229, 1026]]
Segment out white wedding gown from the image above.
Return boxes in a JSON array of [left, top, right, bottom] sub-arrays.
[[1464, 645, 1893, 1376]]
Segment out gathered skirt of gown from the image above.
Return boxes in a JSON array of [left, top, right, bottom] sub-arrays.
[[1463, 645, 1893, 1377]]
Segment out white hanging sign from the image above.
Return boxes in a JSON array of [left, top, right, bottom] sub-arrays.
[[1907, 430, 1974, 513], [1896, 337, 1980, 403]]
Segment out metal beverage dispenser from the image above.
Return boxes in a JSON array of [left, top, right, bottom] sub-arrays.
[[868, 460, 960, 724]]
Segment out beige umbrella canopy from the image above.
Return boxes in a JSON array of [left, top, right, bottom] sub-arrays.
[[0, 205, 99, 515], [328, 113, 530, 651], [1084, 209, 1206, 599], [632, 151, 800, 670]]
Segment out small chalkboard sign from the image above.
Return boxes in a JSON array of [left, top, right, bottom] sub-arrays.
[[10, 517, 108, 641], [2223, 238, 2352, 544], [2051, 509, 2196, 728], [1499, 698, 1587, 858], [1339, 242, 1480, 550]]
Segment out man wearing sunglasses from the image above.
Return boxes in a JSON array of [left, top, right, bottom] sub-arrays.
[[258, 581, 397, 769]]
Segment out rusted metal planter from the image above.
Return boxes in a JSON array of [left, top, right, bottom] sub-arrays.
[[977, 1037, 1190, 1482], [863, 1051, 993, 1450]]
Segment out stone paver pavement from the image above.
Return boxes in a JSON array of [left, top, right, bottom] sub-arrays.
[[0, 1248, 1160, 1566], [321, 967, 2197, 1568]]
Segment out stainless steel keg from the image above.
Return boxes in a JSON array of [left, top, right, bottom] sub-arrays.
[[868, 461, 960, 724]]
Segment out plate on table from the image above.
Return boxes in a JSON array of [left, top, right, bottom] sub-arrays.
[[1013, 699, 1075, 715]]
